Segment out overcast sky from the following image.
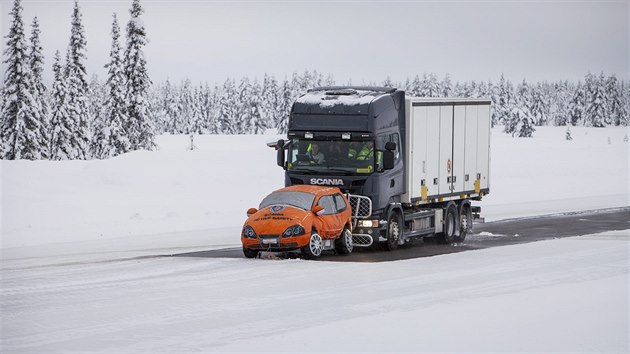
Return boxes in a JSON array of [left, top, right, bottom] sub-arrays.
[[1, 0, 628, 85]]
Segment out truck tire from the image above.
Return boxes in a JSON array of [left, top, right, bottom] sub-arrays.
[[335, 227, 353, 255], [437, 203, 458, 244], [383, 211, 402, 251], [454, 205, 472, 243], [301, 231, 323, 259], [242, 247, 259, 259]]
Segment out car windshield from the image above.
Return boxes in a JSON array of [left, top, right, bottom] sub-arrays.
[[259, 191, 316, 211], [287, 139, 375, 174]]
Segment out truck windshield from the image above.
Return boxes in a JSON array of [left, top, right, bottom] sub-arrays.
[[287, 139, 375, 174], [259, 191, 316, 211]]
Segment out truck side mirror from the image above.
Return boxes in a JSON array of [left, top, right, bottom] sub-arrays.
[[276, 139, 285, 169], [385, 141, 396, 151], [383, 150, 395, 170]]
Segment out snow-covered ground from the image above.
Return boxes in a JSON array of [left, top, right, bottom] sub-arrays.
[[1, 230, 628, 353], [1, 126, 629, 352]]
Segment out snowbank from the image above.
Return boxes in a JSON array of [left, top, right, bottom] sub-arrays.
[[1, 126, 628, 253]]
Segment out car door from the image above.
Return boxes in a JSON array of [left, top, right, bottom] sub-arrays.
[[315, 195, 338, 238], [332, 193, 349, 236]]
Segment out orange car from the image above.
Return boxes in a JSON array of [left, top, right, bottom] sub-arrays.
[[241, 185, 353, 259]]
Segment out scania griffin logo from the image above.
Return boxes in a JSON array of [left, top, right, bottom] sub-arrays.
[[310, 178, 344, 186]]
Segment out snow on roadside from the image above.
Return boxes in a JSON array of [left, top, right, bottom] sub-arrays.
[[1, 126, 628, 257]]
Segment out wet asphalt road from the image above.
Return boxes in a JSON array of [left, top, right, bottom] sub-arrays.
[[173, 208, 630, 263]]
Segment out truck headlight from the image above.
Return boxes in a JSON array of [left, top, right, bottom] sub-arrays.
[[357, 219, 379, 228], [242, 226, 257, 238], [282, 225, 305, 237]]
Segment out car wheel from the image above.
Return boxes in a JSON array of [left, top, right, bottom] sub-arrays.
[[437, 203, 458, 244], [242, 247, 259, 259], [454, 205, 472, 243], [335, 227, 353, 255], [383, 211, 401, 251], [301, 232, 323, 259]]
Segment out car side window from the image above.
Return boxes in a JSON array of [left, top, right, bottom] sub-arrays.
[[333, 194, 347, 212], [317, 196, 336, 215]]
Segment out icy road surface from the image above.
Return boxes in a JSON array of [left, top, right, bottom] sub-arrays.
[[2, 230, 628, 353]]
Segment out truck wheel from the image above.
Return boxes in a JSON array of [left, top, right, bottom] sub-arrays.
[[437, 204, 458, 244], [242, 247, 259, 259], [454, 205, 472, 242], [383, 212, 402, 251], [335, 227, 353, 255], [301, 232, 323, 259]]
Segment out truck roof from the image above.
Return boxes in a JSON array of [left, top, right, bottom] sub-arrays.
[[293, 87, 400, 115]]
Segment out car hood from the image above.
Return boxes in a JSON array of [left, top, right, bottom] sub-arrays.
[[245, 205, 312, 234]]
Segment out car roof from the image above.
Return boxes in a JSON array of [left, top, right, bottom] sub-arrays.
[[274, 185, 340, 197]]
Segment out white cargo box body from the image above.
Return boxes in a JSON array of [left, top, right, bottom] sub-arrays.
[[402, 97, 491, 205]]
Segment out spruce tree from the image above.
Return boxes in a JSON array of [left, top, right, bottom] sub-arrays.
[[604, 74, 624, 126], [218, 78, 238, 134], [440, 74, 452, 97], [124, 0, 155, 150], [49, 50, 74, 160], [28, 16, 50, 159], [1, 0, 46, 159], [95, 13, 130, 158], [569, 82, 586, 126], [584, 72, 606, 127], [64, 0, 91, 159]]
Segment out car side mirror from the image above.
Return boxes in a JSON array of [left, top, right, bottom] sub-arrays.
[[312, 205, 325, 215], [277, 139, 286, 169], [247, 208, 258, 217]]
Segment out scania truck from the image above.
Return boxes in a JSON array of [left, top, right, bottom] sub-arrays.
[[275, 87, 491, 250]]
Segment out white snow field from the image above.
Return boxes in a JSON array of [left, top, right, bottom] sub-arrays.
[[1, 126, 629, 352]]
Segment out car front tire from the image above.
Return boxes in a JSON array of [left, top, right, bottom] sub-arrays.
[[301, 232, 323, 259]]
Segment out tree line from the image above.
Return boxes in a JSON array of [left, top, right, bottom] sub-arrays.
[[1, 0, 628, 161]]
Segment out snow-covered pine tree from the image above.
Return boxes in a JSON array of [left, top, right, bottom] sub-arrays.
[[495, 74, 514, 127], [49, 50, 74, 160], [584, 72, 606, 127], [161, 79, 180, 134], [248, 79, 265, 134], [28, 16, 50, 159], [529, 82, 548, 126], [64, 0, 91, 159], [0, 0, 44, 160], [551, 81, 571, 126], [235, 77, 253, 134], [260, 74, 281, 131], [276, 77, 293, 134], [208, 83, 221, 134], [506, 106, 536, 137], [178, 79, 193, 134], [569, 81, 586, 126], [124, 0, 155, 150], [218, 78, 238, 134], [382, 76, 394, 88], [94, 13, 130, 159], [189, 85, 204, 134], [565, 125, 573, 141], [604, 74, 624, 126], [88, 74, 107, 155], [439, 74, 452, 97]]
